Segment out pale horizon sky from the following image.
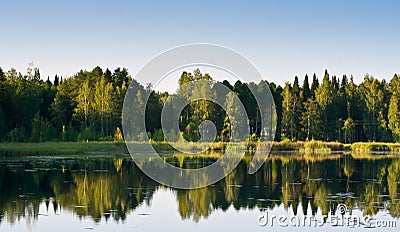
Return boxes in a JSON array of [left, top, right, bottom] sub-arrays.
[[1, 0, 399, 92]]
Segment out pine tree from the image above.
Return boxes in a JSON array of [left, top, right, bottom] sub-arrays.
[[310, 73, 319, 99], [359, 75, 387, 141], [54, 75, 59, 86], [104, 68, 112, 83], [315, 70, 335, 140], [340, 75, 348, 92], [301, 74, 311, 103], [51, 78, 76, 131], [301, 98, 322, 140]]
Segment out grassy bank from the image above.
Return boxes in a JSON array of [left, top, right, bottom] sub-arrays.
[[1, 141, 400, 157], [270, 140, 348, 153], [351, 142, 400, 153], [0, 142, 128, 156]]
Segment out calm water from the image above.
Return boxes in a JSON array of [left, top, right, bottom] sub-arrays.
[[0, 153, 399, 231]]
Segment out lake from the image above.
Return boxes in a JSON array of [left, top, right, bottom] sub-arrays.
[[0, 153, 399, 231]]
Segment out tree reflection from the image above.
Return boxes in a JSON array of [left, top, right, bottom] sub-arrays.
[[0, 154, 399, 224]]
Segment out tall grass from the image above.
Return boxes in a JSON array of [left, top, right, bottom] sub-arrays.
[[270, 141, 303, 151], [300, 140, 344, 154], [269, 140, 345, 154], [351, 142, 400, 153], [2, 141, 400, 157]]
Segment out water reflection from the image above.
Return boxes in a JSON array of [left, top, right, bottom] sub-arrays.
[[0, 154, 399, 226]]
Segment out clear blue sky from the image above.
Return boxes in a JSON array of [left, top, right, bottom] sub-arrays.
[[0, 0, 399, 91]]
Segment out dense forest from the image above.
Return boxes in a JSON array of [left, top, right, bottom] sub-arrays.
[[0, 64, 399, 143]]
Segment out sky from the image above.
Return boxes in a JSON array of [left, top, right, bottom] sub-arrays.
[[0, 0, 399, 92]]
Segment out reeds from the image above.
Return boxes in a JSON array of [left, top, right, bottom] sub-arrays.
[[351, 142, 400, 153]]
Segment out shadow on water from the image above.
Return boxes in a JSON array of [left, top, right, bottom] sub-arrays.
[[0, 152, 399, 225]]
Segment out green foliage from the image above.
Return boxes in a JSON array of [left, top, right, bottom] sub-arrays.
[[0, 142, 128, 156], [5, 126, 26, 142], [75, 79, 91, 127], [314, 70, 336, 139], [342, 118, 355, 143], [281, 82, 294, 140], [301, 98, 322, 140], [65, 124, 78, 141], [30, 112, 48, 142], [114, 127, 124, 142], [359, 75, 390, 141], [78, 127, 96, 141], [0, 106, 7, 138], [388, 75, 400, 141], [51, 77, 76, 130], [152, 129, 165, 142], [1, 64, 400, 144]]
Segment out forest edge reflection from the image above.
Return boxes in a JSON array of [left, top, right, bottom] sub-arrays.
[[0, 153, 399, 226]]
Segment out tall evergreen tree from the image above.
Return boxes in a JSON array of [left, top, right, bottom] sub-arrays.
[[310, 73, 319, 99], [315, 70, 335, 140], [359, 75, 388, 141], [301, 98, 322, 140], [54, 75, 59, 86], [301, 74, 311, 103]]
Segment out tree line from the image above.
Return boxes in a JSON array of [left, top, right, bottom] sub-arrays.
[[0, 65, 130, 142], [0, 65, 399, 143], [280, 70, 400, 143]]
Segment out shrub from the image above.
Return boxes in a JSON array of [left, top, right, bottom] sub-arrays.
[[5, 126, 26, 142], [114, 127, 124, 142]]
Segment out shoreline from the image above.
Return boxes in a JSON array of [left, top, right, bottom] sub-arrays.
[[1, 141, 400, 157]]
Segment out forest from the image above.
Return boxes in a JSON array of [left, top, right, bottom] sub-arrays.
[[0, 64, 399, 143]]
